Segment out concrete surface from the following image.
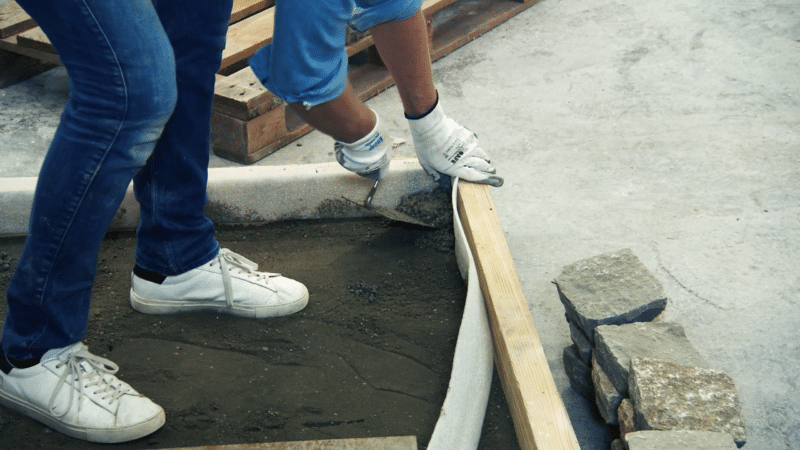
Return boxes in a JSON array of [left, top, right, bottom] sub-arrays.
[[1, 0, 799, 449]]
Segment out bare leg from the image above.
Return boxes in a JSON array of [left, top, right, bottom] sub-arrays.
[[288, 9, 436, 142], [287, 83, 375, 143], [370, 9, 437, 117]]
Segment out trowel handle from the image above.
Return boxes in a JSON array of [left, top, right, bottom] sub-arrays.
[[365, 178, 379, 208]]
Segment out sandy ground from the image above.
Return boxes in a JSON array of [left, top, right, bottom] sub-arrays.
[[0, 211, 522, 449]]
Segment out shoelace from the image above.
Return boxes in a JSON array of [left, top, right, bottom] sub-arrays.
[[213, 249, 279, 307], [49, 344, 129, 418]]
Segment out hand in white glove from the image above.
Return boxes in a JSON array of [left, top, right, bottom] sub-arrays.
[[335, 110, 391, 180], [408, 100, 503, 187]]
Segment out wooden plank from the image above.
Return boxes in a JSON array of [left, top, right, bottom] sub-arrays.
[[15, 26, 53, 54], [347, 35, 375, 58], [457, 181, 580, 450], [422, 0, 461, 16], [211, 102, 286, 160], [350, 62, 395, 101], [0, 47, 57, 88], [0, 1, 35, 39], [157, 435, 417, 450], [213, 67, 282, 120], [212, 119, 312, 164], [230, 0, 272, 24], [0, 35, 60, 65], [431, 0, 541, 61], [221, 7, 274, 70]]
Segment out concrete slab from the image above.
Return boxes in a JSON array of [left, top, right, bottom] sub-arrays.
[[1, 0, 799, 449]]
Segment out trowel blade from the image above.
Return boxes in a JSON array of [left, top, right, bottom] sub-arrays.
[[368, 204, 436, 228], [342, 195, 436, 228]]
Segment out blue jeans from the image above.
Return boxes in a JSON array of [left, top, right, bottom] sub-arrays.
[[2, 0, 231, 361], [249, 0, 422, 108]]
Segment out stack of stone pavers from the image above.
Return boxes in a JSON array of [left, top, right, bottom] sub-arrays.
[[555, 249, 747, 450]]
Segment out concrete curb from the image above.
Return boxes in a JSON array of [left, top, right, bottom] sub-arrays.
[[0, 158, 439, 236]]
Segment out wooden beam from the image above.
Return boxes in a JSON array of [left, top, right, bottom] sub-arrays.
[[230, 0, 271, 24], [156, 435, 417, 450], [430, 0, 542, 62], [0, 48, 56, 88], [221, 7, 275, 71], [14, 26, 52, 54], [456, 181, 580, 450], [0, 35, 60, 65], [0, 1, 35, 39], [214, 67, 283, 120]]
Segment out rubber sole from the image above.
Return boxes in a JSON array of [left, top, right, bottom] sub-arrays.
[[129, 288, 309, 318], [0, 389, 165, 443]]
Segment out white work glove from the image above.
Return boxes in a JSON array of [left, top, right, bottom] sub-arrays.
[[334, 110, 391, 180], [408, 100, 503, 187]]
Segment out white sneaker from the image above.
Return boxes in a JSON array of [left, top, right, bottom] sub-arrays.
[[0, 342, 165, 443], [130, 248, 309, 318]]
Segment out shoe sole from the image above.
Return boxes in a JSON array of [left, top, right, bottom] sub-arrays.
[[0, 389, 165, 443], [129, 288, 309, 318]]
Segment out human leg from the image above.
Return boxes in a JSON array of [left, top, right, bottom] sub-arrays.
[[1, 0, 175, 441], [2, 0, 178, 362], [287, 84, 375, 144], [129, 0, 309, 318], [132, 0, 232, 277], [370, 9, 437, 117]]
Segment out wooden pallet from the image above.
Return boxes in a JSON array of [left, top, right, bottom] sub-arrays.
[[0, 0, 539, 163]]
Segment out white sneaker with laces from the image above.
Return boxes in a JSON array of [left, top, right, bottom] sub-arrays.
[[0, 342, 165, 443], [130, 248, 309, 318]]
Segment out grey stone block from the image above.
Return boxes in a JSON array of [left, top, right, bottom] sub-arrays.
[[568, 319, 593, 364], [562, 344, 592, 399], [554, 248, 667, 339], [593, 322, 709, 396], [625, 430, 738, 450], [618, 398, 636, 438], [592, 354, 622, 424], [610, 438, 626, 450], [629, 358, 746, 447]]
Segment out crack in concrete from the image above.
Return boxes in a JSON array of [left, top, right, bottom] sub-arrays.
[[335, 353, 436, 404], [657, 262, 729, 311]]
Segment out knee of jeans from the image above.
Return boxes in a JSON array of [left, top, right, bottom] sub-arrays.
[[121, 71, 177, 165], [128, 76, 178, 127]]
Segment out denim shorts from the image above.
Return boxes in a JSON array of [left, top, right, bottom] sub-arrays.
[[249, 0, 422, 108]]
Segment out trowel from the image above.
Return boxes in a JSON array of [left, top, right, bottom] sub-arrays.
[[344, 178, 436, 228]]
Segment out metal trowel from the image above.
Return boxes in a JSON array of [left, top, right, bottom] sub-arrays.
[[344, 178, 436, 228]]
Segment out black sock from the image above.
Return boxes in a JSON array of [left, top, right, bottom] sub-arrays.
[[133, 264, 166, 284], [0, 345, 42, 374]]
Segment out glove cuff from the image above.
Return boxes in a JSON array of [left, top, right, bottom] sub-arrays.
[[335, 110, 390, 178], [407, 100, 448, 138]]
